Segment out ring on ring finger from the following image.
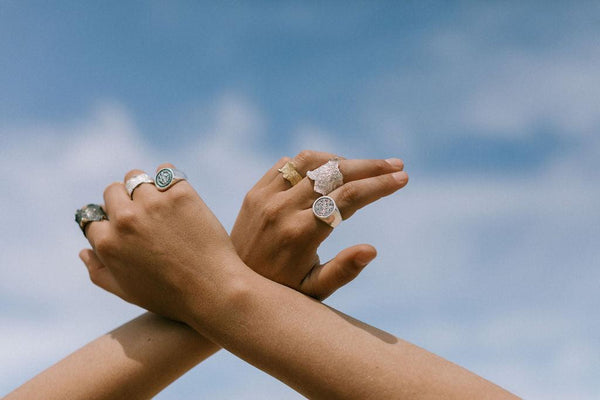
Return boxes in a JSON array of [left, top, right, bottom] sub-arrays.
[[312, 196, 342, 228]]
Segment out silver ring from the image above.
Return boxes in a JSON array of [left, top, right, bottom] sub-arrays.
[[75, 204, 108, 236], [154, 168, 187, 191], [125, 173, 154, 199], [312, 196, 342, 228], [306, 158, 343, 195]]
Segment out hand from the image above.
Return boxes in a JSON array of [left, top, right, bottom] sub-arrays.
[[81, 163, 242, 322], [231, 150, 408, 299]]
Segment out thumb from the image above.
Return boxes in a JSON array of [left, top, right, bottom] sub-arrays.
[[79, 249, 126, 299], [301, 244, 377, 300]]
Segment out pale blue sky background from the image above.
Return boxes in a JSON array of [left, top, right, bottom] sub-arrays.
[[1, 2, 599, 398]]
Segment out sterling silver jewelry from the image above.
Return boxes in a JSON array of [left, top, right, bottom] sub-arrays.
[[125, 173, 154, 199], [307, 158, 343, 195], [75, 204, 108, 236], [278, 161, 303, 186], [312, 196, 342, 228], [154, 168, 187, 191]]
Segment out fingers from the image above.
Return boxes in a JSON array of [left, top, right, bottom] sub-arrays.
[[268, 150, 337, 191], [331, 170, 408, 220], [79, 249, 126, 299], [291, 150, 339, 176], [301, 244, 377, 300], [289, 158, 405, 203], [102, 181, 130, 216], [340, 158, 404, 181]]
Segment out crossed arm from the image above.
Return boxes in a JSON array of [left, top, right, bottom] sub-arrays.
[[6, 151, 518, 399], [8, 152, 408, 399]]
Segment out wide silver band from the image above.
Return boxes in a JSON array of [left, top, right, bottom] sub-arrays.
[[125, 173, 154, 199], [75, 204, 108, 236], [307, 158, 343, 195], [312, 196, 342, 228], [154, 168, 187, 191]]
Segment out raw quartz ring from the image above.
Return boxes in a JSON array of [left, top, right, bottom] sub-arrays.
[[125, 173, 154, 199], [278, 161, 303, 186], [312, 196, 342, 228], [306, 158, 343, 195], [75, 204, 108, 236], [154, 168, 187, 191]]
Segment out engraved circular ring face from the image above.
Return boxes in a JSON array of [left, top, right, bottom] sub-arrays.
[[155, 168, 175, 189], [313, 196, 336, 218]]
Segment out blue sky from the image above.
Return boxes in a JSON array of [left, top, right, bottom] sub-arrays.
[[1, 2, 599, 399]]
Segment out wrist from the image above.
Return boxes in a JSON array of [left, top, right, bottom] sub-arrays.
[[180, 255, 260, 336]]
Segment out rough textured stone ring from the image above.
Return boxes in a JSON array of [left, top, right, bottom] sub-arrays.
[[307, 158, 343, 195], [125, 173, 154, 199], [75, 204, 108, 236], [154, 168, 187, 191], [278, 161, 303, 186], [312, 196, 342, 228]]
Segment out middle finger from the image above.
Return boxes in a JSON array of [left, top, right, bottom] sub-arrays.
[[289, 158, 404, 206]]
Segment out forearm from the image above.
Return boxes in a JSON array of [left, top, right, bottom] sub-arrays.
[[188, 266, 517, 400], [7, 312, 220, 400]]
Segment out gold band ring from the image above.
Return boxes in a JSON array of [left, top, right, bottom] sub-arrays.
[[278, 161, 303, 186]]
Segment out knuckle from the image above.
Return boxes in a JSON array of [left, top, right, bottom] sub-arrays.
[[276, 156, 292, 166], [94, 235, 115, 256], [262, 200, 284, 224], [144, 198, 163, 215], [124, 169, 143, 182], [103, 181, 121, 197], [295, 149, 315, 164], [169, 184, 195, 204], [373, 159, 392, 174], [279, 223, 304, 246], [339, 182, 359, 204], [242, 188, 259, 208], [113, 209, 137, 231]]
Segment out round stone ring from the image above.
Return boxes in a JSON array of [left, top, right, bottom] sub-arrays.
[[312, 195, 342, 228], [154, 168, 187, 191]]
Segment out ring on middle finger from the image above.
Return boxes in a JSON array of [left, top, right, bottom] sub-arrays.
[[125, 173, 154, 199], [307, 158, 343, 195], [312, 195, 342, 228]]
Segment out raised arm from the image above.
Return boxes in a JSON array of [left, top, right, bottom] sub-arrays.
[[6, 152, 407, 399], [65, 160, 517, 399]]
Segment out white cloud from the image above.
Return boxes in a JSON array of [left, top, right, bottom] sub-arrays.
[[2, 84, 599, 400]]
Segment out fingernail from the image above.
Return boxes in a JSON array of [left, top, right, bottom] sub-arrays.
[[385, 158, 403, 168], [392, 171, 408, 184]]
